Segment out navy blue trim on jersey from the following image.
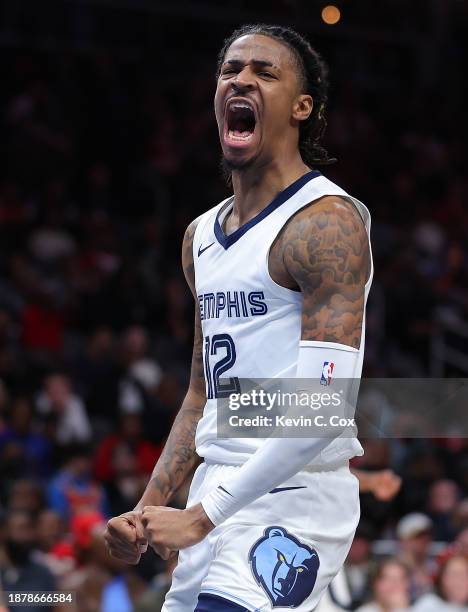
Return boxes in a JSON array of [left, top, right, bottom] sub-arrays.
[[195, 593, 249, 611], [214, 169, 321, 249]]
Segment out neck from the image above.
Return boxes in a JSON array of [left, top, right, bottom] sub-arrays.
[[229, 153, 311, 226]]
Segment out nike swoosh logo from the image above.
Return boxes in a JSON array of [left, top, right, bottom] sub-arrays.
[[198, 242, 215, 257], [269, 486, 307, 494], [218, 486, 233, 497]]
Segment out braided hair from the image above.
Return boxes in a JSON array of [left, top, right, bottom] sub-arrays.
[[216, 24, 336, 167]]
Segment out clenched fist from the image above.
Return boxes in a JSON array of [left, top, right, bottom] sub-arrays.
[[141, 504, 214, 559], [104, 510, 148, 565]]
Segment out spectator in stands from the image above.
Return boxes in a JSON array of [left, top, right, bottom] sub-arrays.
[[452, 499, 468, 535], [426, 479, 460, 542], [36, 372, 92, 445], [0, 510, 56, 612], [397, 513, 435, 600], [7, 479, 44, 515], [47, 444, 108, 521], [35, 510, 75, 580], [64, 518, 146, 612], [0, 395, 52, 478], [21, 290, 66, 356], [413, 554, 468, 611], [356, 558, 412, 612], [61, 510, 106, 593], [69, 326, 119, 426], [102, 440, 147, 517], [454, 527, 468, 555], [134, 554, 178, 612], [117, 325, 163, 418], [94, 410, 162, 483]]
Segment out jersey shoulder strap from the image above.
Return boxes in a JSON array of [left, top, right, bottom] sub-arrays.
[[192, 197, 231, 259]]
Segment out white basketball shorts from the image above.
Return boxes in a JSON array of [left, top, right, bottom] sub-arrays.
[[162, 459, 359, 611]]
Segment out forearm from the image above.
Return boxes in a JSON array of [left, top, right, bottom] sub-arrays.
[[201, 341, 360, 525], [135, 390, 204, 509], [350, 468, 372, 492], [201, 435, 332, 524]]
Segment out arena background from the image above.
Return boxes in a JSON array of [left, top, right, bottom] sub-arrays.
[[0, 1, 467, 610]]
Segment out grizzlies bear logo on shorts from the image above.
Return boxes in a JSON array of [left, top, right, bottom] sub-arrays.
[[248, 526, 320, 608]]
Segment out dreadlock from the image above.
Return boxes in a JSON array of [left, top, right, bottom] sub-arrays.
[[216, 23, 336, 167]]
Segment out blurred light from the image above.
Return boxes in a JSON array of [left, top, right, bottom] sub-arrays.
[[321, 5, 341, 25]]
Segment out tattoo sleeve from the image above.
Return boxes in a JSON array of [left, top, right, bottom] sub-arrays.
[[135, 219, 206, 509], [283, 196, 370, 349]]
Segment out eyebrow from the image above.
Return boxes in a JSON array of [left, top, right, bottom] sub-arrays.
[[223, 59, 279, 70]]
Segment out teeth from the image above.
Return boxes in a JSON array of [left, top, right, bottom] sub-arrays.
[[229, 101, 254, 112], [228, 129, 253, 141]]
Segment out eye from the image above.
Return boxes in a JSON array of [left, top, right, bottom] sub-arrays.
[[297, 568, 304, 573], [277, 552, 286, 563], [259, 72, 275, 78]]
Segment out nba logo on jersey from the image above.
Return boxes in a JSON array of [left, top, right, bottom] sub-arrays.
[[320, 361, 334, 386]]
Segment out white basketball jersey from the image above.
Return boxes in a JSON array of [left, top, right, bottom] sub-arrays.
[[192, 171, 373, 466]]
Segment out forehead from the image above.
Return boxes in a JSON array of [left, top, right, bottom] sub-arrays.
[[382, 564, 405, 579], [223, 34, 297, 72], [9, 514, 32, 528]]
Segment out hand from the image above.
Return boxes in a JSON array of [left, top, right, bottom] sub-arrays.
[[104, 510, 148, 565], [368, 469, 402, 501], [141, 503, 214, 559]]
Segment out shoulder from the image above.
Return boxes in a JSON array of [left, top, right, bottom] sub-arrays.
[[182, 195, 231, 253], [182, 215, 203, 252], [182, 201, 225, 294], [282, 194, 369, 284], [355, 604, 381, 612], [412, 593, 447, 612], [284, 194, 366, 243], [181, 217, 202, 295]]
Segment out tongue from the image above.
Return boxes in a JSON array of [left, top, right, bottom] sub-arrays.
[[233, 129, 251, 137], [231, 116, 253, 137]]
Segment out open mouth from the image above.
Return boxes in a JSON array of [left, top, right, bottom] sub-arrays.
[[224, 100, 257, 144]]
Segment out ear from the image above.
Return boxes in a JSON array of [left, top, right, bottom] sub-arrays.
[[292, 94, 313, 123], [266, 527, 286, 538]]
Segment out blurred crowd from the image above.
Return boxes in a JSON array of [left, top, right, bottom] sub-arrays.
[[0, 1, 467, 610]]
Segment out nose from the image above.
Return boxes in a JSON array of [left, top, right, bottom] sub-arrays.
[[231, 68, 255, 93]]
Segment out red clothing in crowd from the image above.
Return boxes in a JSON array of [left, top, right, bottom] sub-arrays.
[[94, 434, 162, 481]]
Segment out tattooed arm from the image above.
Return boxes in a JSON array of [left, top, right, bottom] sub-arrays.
[[281, 195, 370, 346], [104, 218, 206, 563], [135, 219, 206, 509]]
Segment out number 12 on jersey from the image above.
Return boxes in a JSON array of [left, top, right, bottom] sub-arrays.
[[204, 333, 240, 399]]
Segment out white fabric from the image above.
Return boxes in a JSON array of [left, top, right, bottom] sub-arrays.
[[36, 392, 92, 444], [163, 461, 360, 612], [201, 341, 362, 526], [192, 172, 373, 467], [412, 593, 468, 611], [356, 605, 412, 612]]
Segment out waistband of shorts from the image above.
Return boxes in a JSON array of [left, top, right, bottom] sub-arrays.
[[203, 457, 349, 473]]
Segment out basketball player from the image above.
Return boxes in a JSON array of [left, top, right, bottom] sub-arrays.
[[105, 24, 373, 611]]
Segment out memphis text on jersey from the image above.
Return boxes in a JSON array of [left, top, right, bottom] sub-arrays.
[[198, 290, 268, 320]]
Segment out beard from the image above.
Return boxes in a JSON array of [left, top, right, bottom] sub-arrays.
[[220, 153, 258, 185]]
